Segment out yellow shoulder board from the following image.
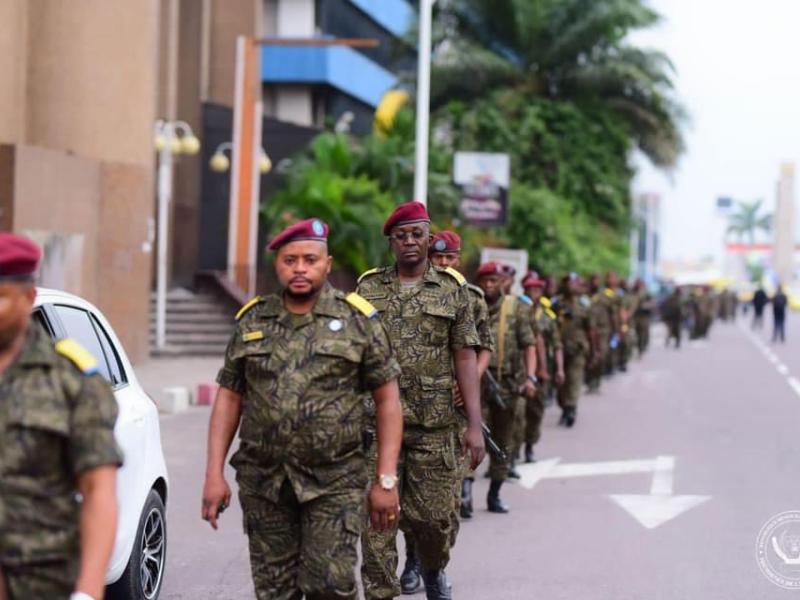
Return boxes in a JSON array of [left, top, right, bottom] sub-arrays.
[[55, 338, 99, 375], [545, 308, 558, 320], [235, 296, 262, 321], [357, 267, 380, 284], [443, 267, 466, 286], [540, 297, 552, 308], [346, 292, 378, 318], [604, 288, 616, 298]]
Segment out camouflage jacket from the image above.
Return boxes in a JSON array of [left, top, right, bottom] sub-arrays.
[[356, 264, 479, 430], [467, 283, 495, 354], [0, 326, 122, 566], [556, 295, 594, 358], [486, 294, 536, 389], [217, 284, 401, 503], [590, 288, 616, 337], [532, 296, 563, 358]]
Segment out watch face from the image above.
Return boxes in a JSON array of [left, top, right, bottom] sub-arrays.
[[380, 475, 396, 490]]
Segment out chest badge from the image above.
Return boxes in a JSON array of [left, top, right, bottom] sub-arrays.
[[328, 319, 343, 332]]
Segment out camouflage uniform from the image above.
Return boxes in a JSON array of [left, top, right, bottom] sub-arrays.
[[662, 293, 684, 347], [217, 284, 401, 600], [634, 290, 654, 355], [618, 291, 639, 368], [586, 289, 614, 391], [524, 297, 561, 447], [0, 327, 122, 599], [484, 294, 536, 480], [356, 264, 478, 600], [556, 295, 594, 410]]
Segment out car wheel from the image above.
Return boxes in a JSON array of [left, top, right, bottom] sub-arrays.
[[107, 489, 167, 600]]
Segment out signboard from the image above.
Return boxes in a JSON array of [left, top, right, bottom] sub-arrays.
[[480, 247, 528, 296], [716, 196, 733, 216], [454, 152, 510, 226]]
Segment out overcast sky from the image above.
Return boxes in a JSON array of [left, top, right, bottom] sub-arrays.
[[631, 0, 800, 264]]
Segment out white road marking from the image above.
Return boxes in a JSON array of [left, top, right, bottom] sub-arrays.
[[608, 494, 711, 529], [739, 323, 800, 400], [777, 363, 790, 375], [650, 455, 675, 495]]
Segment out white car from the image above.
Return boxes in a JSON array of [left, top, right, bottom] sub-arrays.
[[33, 288, 168, 600]]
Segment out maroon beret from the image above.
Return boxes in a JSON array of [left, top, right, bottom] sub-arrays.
[[0, 233, 41, 281], [430, 231, 461, 253], [500, 264, 516, 277], [522, 270, 545, 289], [267, 218, 329, 251], [383, 202, 430, 235], [476, 261, 505, 278]]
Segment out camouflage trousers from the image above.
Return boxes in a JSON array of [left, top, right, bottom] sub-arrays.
[[635, 317, 650, 355], [484, 378, 520, 480], [666, 320, 682, 347], [1, 559, 76, 600], [361, 428, 459, 599], [239, 479, 363, 600], [522, 381, 548, 447], [585, 340, 608, 390], [558, 353, 586, 410]]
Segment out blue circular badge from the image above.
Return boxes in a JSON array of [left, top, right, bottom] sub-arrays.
[[312, 219, 325, 236], [433, 239, 446, 252]]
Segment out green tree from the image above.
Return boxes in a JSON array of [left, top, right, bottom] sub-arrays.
[[726, 200, 772, 246]]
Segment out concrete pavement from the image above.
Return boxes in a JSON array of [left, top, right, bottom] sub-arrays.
[[144, 315, 800, 599]]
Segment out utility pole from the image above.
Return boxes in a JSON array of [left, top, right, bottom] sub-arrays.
[[414, 0, 435, 207]]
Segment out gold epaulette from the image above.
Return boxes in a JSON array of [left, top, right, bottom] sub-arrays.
[[545, 308, 557, 320], [357, 268, 381, 284], [443, 267, 466, 286], [345, 292, 378, 318], [55, 339, 99, 375], [540, 297, 552, 308], [235, 296, 262, 321], [604, 288, 616, 298]]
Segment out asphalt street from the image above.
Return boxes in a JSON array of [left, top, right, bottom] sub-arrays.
[[155, 314, 800, 599]]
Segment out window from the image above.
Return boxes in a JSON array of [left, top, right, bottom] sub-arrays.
[[32, 309, 53, 337], [54, 305, 112, 383], [91, 315, 126, 386]]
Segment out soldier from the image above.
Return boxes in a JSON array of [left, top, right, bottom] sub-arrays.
[[585, 273, 615, 393], [201, 218, 404, 600], [475, 262, 537, 513], [521, 271, 564, 463], [618, 279, 639, 371], [357, 203, 485, 600], [0, 233, 122, 600], [662, 287, 684, 348], [555, 273, 596, 427], [632, 279, 655, 356]]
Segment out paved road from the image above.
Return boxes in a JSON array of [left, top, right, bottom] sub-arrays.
[[154, 314, 800, 599]]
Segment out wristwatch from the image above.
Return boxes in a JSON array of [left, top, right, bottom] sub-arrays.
[[70, 593, 96, 600], [379, 474, 398, 491], [527, 374, 539, 384]]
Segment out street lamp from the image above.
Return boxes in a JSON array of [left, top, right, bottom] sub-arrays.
[[414, 0, 436, 207], [153, 119, 201, 351], [209, 142, 272, 174]]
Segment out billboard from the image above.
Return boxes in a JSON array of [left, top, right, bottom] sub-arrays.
[[454, 152, 510, 226]]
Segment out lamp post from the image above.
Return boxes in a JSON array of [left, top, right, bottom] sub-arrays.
[[414, 0, 436, 207], [210, 142, 272, 175], [153, 119, 200, 351]]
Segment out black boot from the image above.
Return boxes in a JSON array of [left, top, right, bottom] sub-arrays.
[[524, 443, 536, 463], [459, 479, 473, 520], [487, 479, 510, 513], [507, 459, 521, 480], [558, 411, 568, 426], [400, 542, 423, 594], [564, 407, 576, 428], [423, 570, 452, 600]]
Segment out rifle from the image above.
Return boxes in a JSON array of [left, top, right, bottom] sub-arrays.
[[455, 406, 507, 462], [482, 371, 507, 410]]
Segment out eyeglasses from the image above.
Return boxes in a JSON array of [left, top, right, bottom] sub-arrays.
[[388, 230, 428, 242]]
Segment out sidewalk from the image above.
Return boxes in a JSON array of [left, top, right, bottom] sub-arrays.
[[132, 356, 222, 408]]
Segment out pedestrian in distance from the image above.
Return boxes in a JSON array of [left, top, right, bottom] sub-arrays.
[[772, 284, 788, 344], [752, 286, 768, 329], [0, 233, 122, 600], [201, 218, 404, 600], [357, 202, 485, 600], [662, 287, 684, 348]]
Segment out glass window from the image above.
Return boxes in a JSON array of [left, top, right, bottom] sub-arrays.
[[54, 305, 112, 383], [32, 309, 53, 338], [90, 314, 126, 386]]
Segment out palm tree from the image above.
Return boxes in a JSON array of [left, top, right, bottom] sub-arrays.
[[726, 200, 772, 246], [431, 0, 686, 167]]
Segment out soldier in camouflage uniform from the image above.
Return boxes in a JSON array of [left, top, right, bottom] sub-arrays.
[[0, 233, 122, 600], [585, 273, 616, 393], [662, 287, 685, 348], [476, 262, 537, 513], [521, 272, 564, 463], [202, 219, 403, 600], [632, 279, 655, 356], [555, 273, 596, 427], [357, 203, 485, 600], [617, 279, 639, 371]]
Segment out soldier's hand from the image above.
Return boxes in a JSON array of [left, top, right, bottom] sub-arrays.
[[368, 484, 400, 532], [555, 370, 566, 387], [520, 379, 537, 399], [453, 384, 465, 408], [463, 426, 486, 471], [201, 474, 231, 531], [536, 368, 550, 383]]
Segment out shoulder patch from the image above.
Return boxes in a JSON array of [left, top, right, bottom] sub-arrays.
[[235, 296, 262, 321], [580, 295, 591, 307], [357, 268, 381, 284], [345, 292, 378, 319], [443, 267, 466, 286], [55, 338, 99, 375], [545, 308, 558, 320], [539, 297, 552, 308], [604, 288, 616, 298], [519, 294, 533, 305]]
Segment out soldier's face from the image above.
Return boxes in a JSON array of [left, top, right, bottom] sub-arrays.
[[275, 241, 332, 299], [606, 272, 618, 288], [478, 274, 502, 302], [430, 252, 460, 270], [526, 286, 543, 301], [389, 223, 430, 267], [0, 282, 35, 351]]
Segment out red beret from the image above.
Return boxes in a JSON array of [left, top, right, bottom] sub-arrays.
[[267, 218, 329, 251], [476, 261, 505, 278], [522, 270, 545, 288], [383, 202, 430, 235], [430, 231, 461, 253], [0, 233, 41, 281]]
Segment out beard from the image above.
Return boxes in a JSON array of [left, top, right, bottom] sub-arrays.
[[284, 283, 322, 302], [0, 319, 27, 353]]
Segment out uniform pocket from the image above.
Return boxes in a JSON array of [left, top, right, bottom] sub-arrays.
[[4, 406, 70, 477], [420, 307, 454, 344], [313, 339, 361, 382]]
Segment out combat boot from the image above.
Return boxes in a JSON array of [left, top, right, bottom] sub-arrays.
[[487, 479, 510, 513], [507, 459, 521, 480], [524, 443, 536, 463], [400, 543, 423, 594], [459, 479, 473, 520], [564, 407, 576, 428], [423, 570, 452, 600]]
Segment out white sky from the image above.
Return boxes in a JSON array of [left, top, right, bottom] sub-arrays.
[[631, 0, 800, 264]]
